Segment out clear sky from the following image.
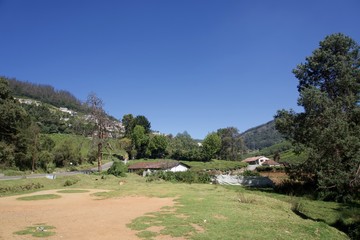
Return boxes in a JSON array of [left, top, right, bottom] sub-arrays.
[[1, 0, 359, 139]]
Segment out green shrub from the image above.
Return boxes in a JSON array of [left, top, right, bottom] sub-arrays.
[[107, 161, 127, 177], [241, 170, 260, 177], [0, 183, 43, 195], [256, 166, 285, 172], [63, 177, 79, 186], [274, 179, 315, 197], [146, 171, 211, 184]]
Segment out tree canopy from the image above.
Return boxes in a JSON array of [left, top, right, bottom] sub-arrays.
[[275, 33, 360, 201], [7, 77, 86, 112], [202, 132, 222, 161], [0, 77, 32, 169], [217, 127, 245, 161]]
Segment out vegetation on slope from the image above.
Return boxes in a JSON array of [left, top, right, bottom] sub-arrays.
[[241, 120, 284, 150], [7, 77, 86, 112]]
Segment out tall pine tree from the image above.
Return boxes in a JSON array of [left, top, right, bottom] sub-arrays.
[[275, 33, 360, 201]]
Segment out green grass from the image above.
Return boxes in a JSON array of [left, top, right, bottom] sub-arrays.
[[0, 168, 31, 176], [47, 133, 92, 158], [279, 150, 308, 164], [17, 194, 61, 201], [2, 173, 357, 239], [14, 224, 56, 238], [127, 183, 348, 239]]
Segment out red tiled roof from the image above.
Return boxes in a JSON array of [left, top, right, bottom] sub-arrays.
[[242, 156, 266, 163], [128, 161, 185, 170]]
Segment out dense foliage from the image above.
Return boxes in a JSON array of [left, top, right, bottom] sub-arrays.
[[275, 33, 360, 202], [0, 77, 119, 172], [122, 114, 151, 137], [107, 160, 127, 177], [167, 129, 246, 162], [217, 127, 246, 160], [0, 77, 32, 170], [7, 77, 86, 112], [202, 132, 221, 161], [167, 131, 203, 161]]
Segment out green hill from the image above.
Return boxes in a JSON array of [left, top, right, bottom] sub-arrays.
[[241, 120, 284, 150], [7, 77, 86, 112]]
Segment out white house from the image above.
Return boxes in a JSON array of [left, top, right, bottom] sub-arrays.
[[242, 156, 281, 170], [242, 156, 270, 165]]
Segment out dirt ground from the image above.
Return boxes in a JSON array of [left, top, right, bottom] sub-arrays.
[[0, 189, 175, 240], [259, 171, 288, 185]]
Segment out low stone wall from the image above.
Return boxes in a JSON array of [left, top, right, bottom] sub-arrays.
[[214, 175, 274, 187]]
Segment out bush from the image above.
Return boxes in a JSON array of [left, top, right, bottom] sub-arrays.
[[107, 161, 127, 177], [241, 170, 260, 177], [64, 177, 79, 186], [146, 171, 211, 184], [274, 179, 315, 197], [256, 166, 285, 172], [0, 183, 43, 195], [38, 151, 54, 172]]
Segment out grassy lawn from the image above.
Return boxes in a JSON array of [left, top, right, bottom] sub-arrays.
[[14, 223, 56, 238], [1, 173, 356, 239], [17, 194, 61, 201]]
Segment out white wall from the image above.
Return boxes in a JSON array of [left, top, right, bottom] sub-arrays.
[[168, 164, 188, 172]]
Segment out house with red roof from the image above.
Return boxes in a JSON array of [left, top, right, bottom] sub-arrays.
[[242, 156, 281, 169]]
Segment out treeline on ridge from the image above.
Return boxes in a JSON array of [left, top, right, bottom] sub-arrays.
[[6, 77, 87, 112]]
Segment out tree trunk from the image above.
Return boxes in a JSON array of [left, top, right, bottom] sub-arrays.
[[98, 142, 102, 172]]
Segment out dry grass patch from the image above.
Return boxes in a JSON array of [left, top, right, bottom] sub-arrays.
[[213, 214, 227, 220]]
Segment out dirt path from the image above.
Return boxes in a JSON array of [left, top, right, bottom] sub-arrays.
[[0, 189, 175, 240]]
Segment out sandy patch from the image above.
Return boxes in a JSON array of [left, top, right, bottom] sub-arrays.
[[146, 225, 165, 233], [190, 223, 205, 233], [213, 214, 227, 220], [0, 189, 174, 240]]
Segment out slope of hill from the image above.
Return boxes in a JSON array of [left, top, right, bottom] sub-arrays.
[[7, 77, 86, 112], [241, 120, 284, 150], [3, 77, 124, 137]]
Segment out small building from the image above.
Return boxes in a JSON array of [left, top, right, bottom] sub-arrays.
[[261, 159, 281, 167], [242, 156, 281, 170], [242, 156, 270, 165], [128, 161, 190, 175]]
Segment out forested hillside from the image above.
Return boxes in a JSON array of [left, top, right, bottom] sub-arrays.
[[241, 120, 283, 150], [7, 77, 86, 112]]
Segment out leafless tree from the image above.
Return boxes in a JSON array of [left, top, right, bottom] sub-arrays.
[[86, 92, 108, 172]]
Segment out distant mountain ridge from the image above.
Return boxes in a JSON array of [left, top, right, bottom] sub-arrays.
[[241, 120, 284, 150]]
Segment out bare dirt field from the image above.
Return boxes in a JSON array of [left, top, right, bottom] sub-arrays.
[[0, 189, 175, 240]]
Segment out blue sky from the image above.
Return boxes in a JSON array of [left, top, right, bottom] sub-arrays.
[[1, 0, 359, 139]]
